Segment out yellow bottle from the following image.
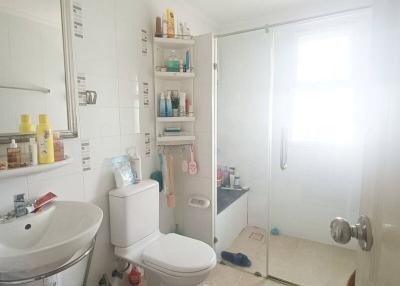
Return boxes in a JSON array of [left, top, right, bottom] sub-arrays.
[[166, 9, 175, 38], [36, 114, 54, 164], [19, 114, 35, 134]]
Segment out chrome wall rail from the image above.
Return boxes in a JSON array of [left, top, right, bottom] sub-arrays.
[[0, 84, 50, 94], [0, 238, 96, 285]]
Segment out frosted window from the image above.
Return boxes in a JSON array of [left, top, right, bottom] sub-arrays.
[[292, 33, 355, 143]]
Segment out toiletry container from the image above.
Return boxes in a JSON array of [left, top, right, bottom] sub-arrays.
[[7, 139, 21, 169], [179, 92, 186, 117], [29, 138, 38, 166], [167, 50, 180, 72], [162, 12, 168, 38], [166, 9, 175, 38], [36, 114, 55, 164], [155, 17, 162, 37], [53, 132, 64, 162], [128, 147, 142, 182], [185, 51, 191, 72], [159, 92, 166, 117], [166, 91, 173, 117], [19, 114, 35, 134]]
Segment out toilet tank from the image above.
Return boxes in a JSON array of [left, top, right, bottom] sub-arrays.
[[109, 180, 159, 248]]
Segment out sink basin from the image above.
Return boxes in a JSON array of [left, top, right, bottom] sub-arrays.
[[0, 201, 103, 278]]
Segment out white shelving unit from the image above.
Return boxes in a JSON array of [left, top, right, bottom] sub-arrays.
[[153, 37, 196, 146]]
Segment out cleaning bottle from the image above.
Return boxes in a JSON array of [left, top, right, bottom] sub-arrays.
[[159, 92, 166, 117], [36, 114, 54, 164], [166, 91, 173, 117]]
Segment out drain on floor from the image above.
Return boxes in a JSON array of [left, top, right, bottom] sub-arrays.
[[249, 232, 264, 241]]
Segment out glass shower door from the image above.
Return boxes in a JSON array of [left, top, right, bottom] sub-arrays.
[[268, 12, 371, 286]]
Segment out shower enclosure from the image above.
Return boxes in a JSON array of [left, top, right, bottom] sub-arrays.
[[214, 9, 371, 286]]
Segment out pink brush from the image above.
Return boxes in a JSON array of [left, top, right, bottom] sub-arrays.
[[188, 144, 198, 175]]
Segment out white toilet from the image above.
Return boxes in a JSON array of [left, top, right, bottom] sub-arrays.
[[109, 180, 217, 286]]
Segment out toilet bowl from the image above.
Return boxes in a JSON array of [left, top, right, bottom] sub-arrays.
[[115, 232, 216, 286], [109, 180, 217, 286]]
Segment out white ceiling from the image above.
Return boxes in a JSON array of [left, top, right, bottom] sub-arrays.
[[183, 0, 373, 30]]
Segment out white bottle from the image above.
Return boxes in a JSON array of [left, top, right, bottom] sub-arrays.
[[128, 147, 142, 182], [179, 92, 186, 116], [29, 138, 38, 166]]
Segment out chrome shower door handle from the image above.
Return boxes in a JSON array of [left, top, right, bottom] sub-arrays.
[[280, 127, 288, 170], [330, 215, 373, 251]]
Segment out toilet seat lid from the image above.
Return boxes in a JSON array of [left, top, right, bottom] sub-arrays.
[[142, 233, 216, 273]]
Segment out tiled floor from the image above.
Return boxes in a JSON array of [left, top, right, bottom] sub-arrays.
[[222, 226, 268, 277], [221, 226, 356, 286], [269, 234, 356, 286], [205, 264, 283, 286]]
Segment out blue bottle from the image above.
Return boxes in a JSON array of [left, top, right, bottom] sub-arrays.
[[166, 92, 173, 117], [159, 92, 166, 117]]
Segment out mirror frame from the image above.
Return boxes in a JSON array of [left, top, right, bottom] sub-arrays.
[[0, 0, 78, 144]]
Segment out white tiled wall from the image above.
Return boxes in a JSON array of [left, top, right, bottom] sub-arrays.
[[0, 0, 214, 284]]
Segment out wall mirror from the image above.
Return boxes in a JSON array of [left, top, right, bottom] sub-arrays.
[[0, 0, 77, 142]]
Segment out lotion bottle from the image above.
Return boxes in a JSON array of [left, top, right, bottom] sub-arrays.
[[36, 114, 54, 164]]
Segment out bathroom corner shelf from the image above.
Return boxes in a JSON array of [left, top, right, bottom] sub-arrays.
[[153, 37, 195, 49], [155, 71, 195, 80], [157, 117, 196, 123], [157, 136, 195, 146], [0, 156, 72, 180], [154, 36, 197, 146]]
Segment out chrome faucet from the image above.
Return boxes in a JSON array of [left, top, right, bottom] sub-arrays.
[[0, 193, 33, 224], [14, 193, 30, 218]]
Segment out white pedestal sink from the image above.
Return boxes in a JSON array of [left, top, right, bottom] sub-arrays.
[[0, 201, 103, 280]]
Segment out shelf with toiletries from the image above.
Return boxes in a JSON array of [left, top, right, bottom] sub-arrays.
[[0, 114, 69, 179], [153, 37, 195, 49], [0, 155, 72, 180], [157, 135, 196, 146], [157, 117, 195, 123], [155, 71, 195, 80], [153, 9, 197, 147]]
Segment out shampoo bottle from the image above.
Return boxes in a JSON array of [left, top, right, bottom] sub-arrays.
[[36, 114, 54, 164]]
